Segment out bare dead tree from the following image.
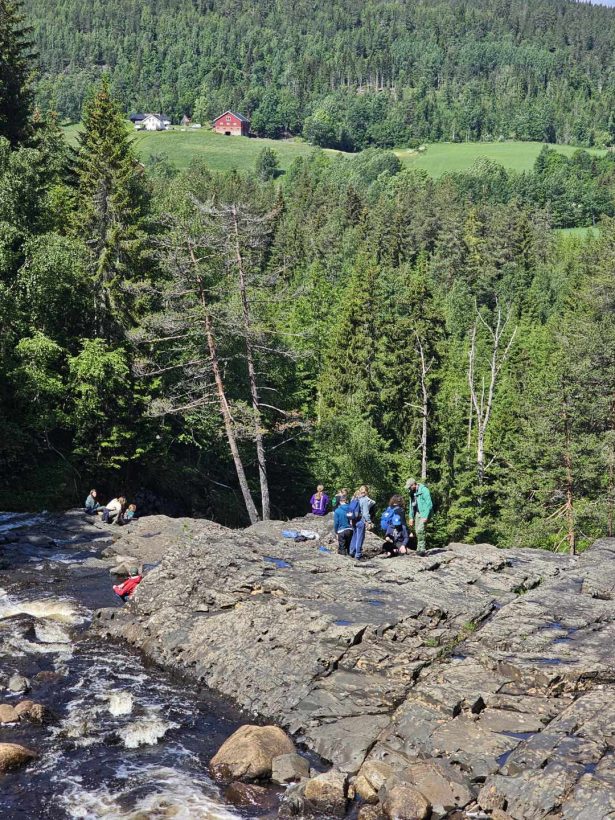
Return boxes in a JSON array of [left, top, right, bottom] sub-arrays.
[[133, 208, 261, 525], [467, 303, 517, 486], [415, 331, 434, 482]]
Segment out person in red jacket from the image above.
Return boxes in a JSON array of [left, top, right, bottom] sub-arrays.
[[113, 567, 142, 601]]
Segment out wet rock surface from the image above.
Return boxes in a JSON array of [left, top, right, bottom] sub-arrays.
[[94, 513, 615, 818]]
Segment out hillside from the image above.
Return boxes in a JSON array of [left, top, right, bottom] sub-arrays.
[[25, 0, 615, 150], [63, 125, 607, 177]]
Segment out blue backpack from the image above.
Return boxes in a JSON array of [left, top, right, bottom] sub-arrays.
[[380, 506, 395, 532], [348, 497, 362, 524]]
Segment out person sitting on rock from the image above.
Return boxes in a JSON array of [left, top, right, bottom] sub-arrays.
[[121, 503, 137, 524], [85, 489, 102, 515], [333, 492, 353, 555], [381, 514, 410, 558], [112, 567, 142, 601], [102, 496, 126, 524], [309, 484, 329, 516]]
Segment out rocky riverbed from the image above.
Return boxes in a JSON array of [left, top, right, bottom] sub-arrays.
[[2, 510, 614, 819], [0, 511, 289, 818], [92, 512, 615, 819]]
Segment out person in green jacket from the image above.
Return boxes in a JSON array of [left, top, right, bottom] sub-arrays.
[[405, 478, 433, 555]]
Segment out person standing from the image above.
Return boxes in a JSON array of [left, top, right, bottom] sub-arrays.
[[406, 478, 433, 555], [349, 485, 375, 562], [333, 492, 353, 555]]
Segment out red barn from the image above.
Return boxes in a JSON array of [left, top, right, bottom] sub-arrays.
[[213, 110, 250, 136]]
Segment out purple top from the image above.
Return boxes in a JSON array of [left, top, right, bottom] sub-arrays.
[[310, 493, 329, 515]]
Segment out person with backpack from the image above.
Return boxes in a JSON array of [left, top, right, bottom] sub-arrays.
[[333, 492, 353, 555], [381, 513, 410, 558], [406, 478, 433, 555], [380, 494, 407, 533], [349, 485, 375, 562]]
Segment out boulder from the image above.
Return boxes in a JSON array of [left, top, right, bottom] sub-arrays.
[[382, 783, 431, 820], [7, 674, 29, 694], [0, 742, 37, 773], [304, 768, 347, 817], [355, 760, 396, 803], [358, 806, 385, 820], [14, 701, 50, 723], [0, 705, 18, 724], [224, 781, 278, 812], [403, 759, 474, 815], [271, 752, 310, 784], [210, 724, 295, 782]]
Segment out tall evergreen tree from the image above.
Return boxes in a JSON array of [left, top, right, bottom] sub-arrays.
[[0, 0, 33, 146], [74, 76, 147, 338]]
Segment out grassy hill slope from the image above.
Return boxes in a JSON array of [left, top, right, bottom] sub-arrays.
[[64, 125, 606, 177]]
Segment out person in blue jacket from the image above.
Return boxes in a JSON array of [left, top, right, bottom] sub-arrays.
[[381, 514, 410, 558], [333, 492, 353, 555]]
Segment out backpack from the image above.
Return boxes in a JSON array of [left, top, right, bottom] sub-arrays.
[[348, 497, 362, 524], [380, 506, 395, 533]]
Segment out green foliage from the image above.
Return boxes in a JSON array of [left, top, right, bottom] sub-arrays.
[[255, 147, 280, 181], [0, 0, 33, 145], [1, 51, 614, 551], [74, 77, 148, 337], [22, 0, 615, 152], [68, 339, 143, 471]]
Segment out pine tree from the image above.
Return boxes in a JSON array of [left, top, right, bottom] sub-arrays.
[[74, 77, 147, 338], [0, 0, 33, 146]]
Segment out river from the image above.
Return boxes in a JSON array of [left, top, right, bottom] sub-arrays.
[[0, 512, 275, 819]]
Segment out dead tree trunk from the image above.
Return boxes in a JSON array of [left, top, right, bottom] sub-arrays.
[[415, 332, 433, 482], [230, 204, 271, 520], [191, 245, 259, 525], [562, 398, 576, 555], [467, 304, 517, 487]]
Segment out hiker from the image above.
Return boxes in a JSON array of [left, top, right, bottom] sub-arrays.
[[380, 493, 407, 533], [406, 478, 433, 555], [381, 513, 410, 558], [113, 567, 142, 602], [84, 489, 101, 515], [333, 492, 353, 555], [102, 496, 126, 525], [309, 484, 329, 516], [348, 485, 375, 562]]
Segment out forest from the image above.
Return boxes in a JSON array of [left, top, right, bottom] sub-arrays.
[[1, 0, 615, 554], [22, 0, 615, 149]]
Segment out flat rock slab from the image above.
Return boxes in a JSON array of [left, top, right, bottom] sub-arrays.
[[94, 518, 615, 817]]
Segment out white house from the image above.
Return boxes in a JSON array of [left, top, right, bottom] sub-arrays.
[[139, 113, 171, 131]]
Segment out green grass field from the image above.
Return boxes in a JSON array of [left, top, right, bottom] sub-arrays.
[[63, 124, 604, 178], [554, 226, 601, 240], [63, 124, 337, 172], [394, 141, 605, 177]]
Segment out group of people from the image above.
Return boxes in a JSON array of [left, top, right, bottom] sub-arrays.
[[85, 490, 137, 526], [310, 479, 433, 562]]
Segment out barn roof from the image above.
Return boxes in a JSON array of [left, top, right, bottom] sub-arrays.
[[214, 110, 250, 124]]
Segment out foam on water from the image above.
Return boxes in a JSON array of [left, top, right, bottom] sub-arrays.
[[0, 591, 83, 624], [122, 713, 177, 748], [59, 766, 239, 819], [107, 691, 134, 716]]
